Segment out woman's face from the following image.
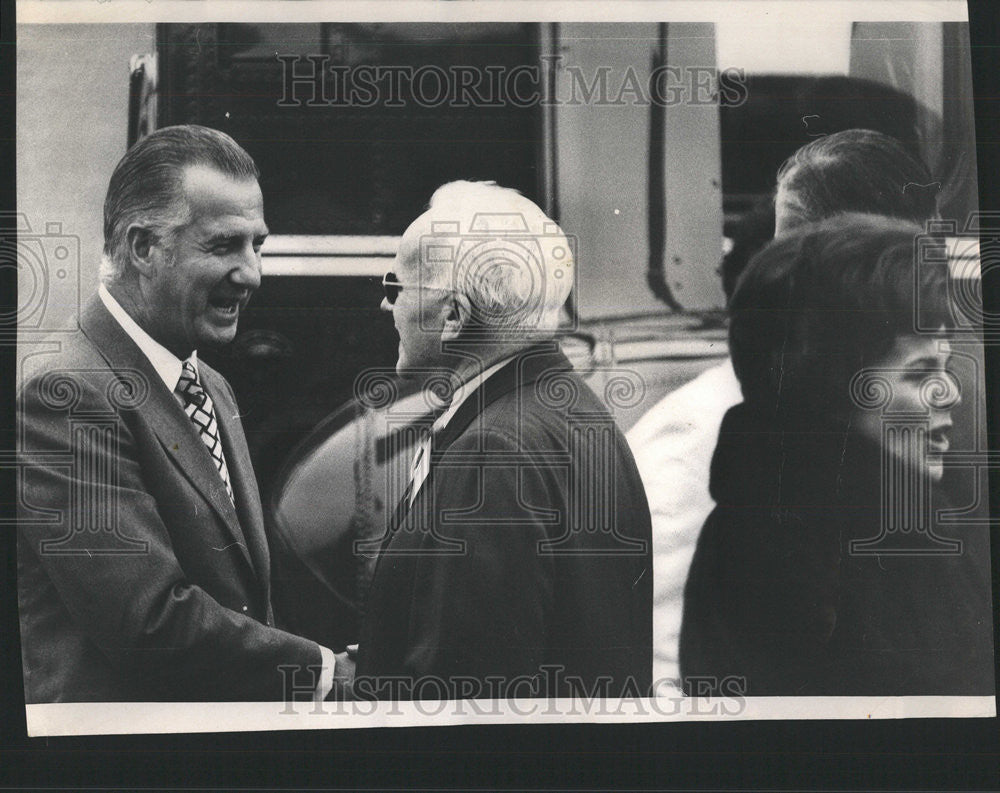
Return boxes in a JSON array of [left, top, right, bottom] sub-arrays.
[[851, 332, 959, 483]]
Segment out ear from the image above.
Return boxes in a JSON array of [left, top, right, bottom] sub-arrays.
[[441, 292, 473, 342], [125, 224, 161, 278]]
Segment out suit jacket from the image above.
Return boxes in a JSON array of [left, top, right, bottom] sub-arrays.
[[17, 294, 321, 702], [680, 403, 995, 696], [355, 343, 653, 700]]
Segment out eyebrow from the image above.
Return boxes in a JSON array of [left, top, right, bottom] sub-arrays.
[[206, 230, 269, 244], [906, 355, 949, 369]]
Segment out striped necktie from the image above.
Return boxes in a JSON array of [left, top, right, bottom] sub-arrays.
[[175, 359, 235, 504]]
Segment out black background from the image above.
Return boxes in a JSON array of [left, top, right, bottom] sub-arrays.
[[2, 1, 1000, 790], [157, 23, 542, 236]]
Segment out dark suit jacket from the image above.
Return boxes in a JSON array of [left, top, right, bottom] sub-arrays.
[[356, 344, 653, 699], [17, 295, 321, 702], [680, 403, 995, 696]]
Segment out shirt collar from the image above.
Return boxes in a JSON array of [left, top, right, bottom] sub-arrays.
[[432, 356, 515, 434], [98, 284, 197, 391]]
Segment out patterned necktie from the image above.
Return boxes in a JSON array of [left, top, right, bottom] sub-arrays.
[[175, 359, 235, 504]]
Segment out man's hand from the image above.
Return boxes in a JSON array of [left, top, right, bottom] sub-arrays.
[[327, 648, 357, 700]]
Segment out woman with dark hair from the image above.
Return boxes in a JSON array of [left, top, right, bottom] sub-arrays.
[[631, 129, 944, 691], [678, 213, 994, 696]]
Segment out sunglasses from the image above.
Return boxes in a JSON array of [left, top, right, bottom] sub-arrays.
[[381, 272, 453, 305]]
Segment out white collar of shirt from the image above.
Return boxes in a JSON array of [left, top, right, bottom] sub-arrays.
[[432, 356, 515, 434], [98, 284, 197, 391]]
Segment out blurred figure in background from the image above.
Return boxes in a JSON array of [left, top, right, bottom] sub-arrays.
[[627, 129, 940, 689], [772, 127, 940, 236], [679, 214, 993, 695]]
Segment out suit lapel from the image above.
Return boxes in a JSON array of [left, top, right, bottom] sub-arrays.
[[433, 340, 570, 455], [78, 296, 257, 575], [202, 366, 271, 591], [387, 487, 411, 537], [397, 341, 571, 527], [366, 343, 573, 607]]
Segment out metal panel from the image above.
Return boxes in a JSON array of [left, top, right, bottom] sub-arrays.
[[555, 23, 725, 319], [660, 22, 725, 311]]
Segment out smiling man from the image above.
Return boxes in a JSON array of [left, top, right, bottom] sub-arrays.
[[17, 126, 347, 702]]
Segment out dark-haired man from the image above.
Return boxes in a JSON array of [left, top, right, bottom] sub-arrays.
[[18, 125, 346, 702]]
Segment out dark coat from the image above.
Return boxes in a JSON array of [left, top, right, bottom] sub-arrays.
[[17, 295, 321, 702], [355, 343, 653, 700], [679, 403, 994, 696]]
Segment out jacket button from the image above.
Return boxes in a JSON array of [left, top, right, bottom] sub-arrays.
[[241, 605, 248, 613]]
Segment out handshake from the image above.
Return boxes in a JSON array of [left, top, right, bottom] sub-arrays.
[[323, 644, 358, 702]]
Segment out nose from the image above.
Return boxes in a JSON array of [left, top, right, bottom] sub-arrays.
[[948, 378, 962, 409], [380, 296, 392, 312], [230, 245, 262, 291]]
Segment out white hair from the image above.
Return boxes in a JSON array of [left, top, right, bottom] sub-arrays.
[[98, 252, 121, 286], [415, 180, 574, 334]]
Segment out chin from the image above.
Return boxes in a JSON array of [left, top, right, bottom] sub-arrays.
[[881, 445, 944, 488], [198, 328, 238, 350], [394, 347, 414, 378]]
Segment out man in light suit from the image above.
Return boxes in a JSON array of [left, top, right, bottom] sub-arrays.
[[355, 181, 653, 700], [17, 125, 348, 702]]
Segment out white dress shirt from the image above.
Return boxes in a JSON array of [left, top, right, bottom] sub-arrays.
[[99, 285, 235, 503], [99, 284, 190, 397], [98, 285, 335, 700], [625, 358, 742, 691]]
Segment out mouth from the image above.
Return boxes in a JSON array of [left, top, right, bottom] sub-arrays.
[[208, 294, 246, 319], [927, 426, 950, 455]]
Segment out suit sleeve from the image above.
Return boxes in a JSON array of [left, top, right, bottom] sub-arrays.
[[17, 372, 322, 701], [398, 428, 556, 696]]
